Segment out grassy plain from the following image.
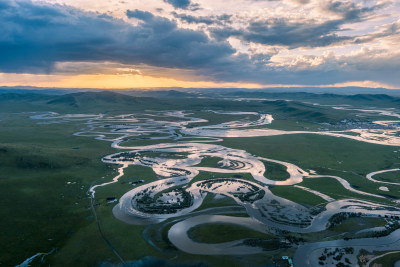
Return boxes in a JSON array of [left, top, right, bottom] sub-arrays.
[[263, 161, 290, 181], [329, 216, 386, 234], [194, 156, 224, 168], [0, 114, 117, 265], [269, 186, 326, 206], [188, 223, 276, 243], [370, 252, 400, 266], [1, 91, 400, 266], [222, 134, 400, 203], [0, 112, 270, 267], [373, 170, 400, 183]]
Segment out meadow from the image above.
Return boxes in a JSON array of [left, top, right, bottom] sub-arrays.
[[1, 91, 400, 266]]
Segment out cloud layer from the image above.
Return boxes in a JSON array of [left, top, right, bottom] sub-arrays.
[[0, 0, 399, 87]]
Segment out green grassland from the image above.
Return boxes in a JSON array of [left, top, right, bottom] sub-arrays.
[[188, 223, 277, 243], [221, 91, 400, 110], [0, 114, 218, 266], [188, 111, 259, 127], [94, 165, 158, 201], [194, 156, 223, 168], [117, 137, 177, 148], [195, 192, 241, 211], [1, 91, 400, 266], [222, 134, 399, 174], [189, 171, 256, 184], [373, 170, 400, 183], [263, 161, 290, 181], [298, 178, 393, 205], [0, 91, 371, 125], [329, 216, 386, 234], [0, 112, 278, 266], [370, 251, 400, 266], [264, 119, 324, 131], [222, 134, 400, 203], [51, 199, 164, 266], [268, 186, 327, 206], [0, 114, 117, 266]]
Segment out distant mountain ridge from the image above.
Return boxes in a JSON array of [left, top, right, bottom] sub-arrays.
[[221, 91, 400, 108], [46, 91, 153, 107], [2, 85, 400, 97], [0, 90, 399, 120], [0, 91, 160, 113]]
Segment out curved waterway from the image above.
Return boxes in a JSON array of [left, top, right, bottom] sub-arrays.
[[294, 229, 400, 266], [168, 215, 268, 255], [30, 108, 400, 265], [366, 168, 400, 186]]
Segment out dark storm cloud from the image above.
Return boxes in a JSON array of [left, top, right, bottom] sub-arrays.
[[163, 0, 200, 10], [211, 0, 387, 48], [0, 0, 236, 74], [126, 9, 155, 21], [0, 0, 398, 86], [172, 12, 232, 25], [212, 19, 352, 48], [164, 0, 190, 9], [323, 0, 386, 20]]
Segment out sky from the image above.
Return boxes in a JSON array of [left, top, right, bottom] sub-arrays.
[[0, 0, 399, 89]]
